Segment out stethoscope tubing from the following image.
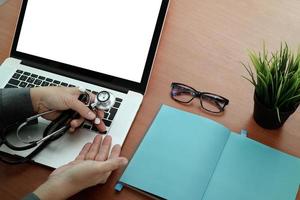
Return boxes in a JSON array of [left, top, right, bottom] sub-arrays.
[[2, 89, 115, 152], [0, 90, 93, 163]]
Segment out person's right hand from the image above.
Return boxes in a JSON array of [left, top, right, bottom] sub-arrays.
[[30, 86, 106, 132], [33, 135, 128, 200]]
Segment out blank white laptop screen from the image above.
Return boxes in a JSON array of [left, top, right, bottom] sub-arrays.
[[16, 0, 162, 83]]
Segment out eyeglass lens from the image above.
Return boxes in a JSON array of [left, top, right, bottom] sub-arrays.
[[171, 84, 195, 103], [200, 94, 225, 113]]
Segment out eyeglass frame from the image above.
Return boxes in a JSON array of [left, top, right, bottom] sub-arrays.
[[170, 82, 229, 113]]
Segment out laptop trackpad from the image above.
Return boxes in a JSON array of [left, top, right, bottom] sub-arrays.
[[33, 128, 97, 168]]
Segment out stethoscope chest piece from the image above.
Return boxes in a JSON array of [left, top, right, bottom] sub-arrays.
[[91, 91, 115, 110]]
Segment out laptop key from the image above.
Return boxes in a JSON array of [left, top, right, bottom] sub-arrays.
[[41, 81, 50, 86], [69, 84, 75, 87], [38, 76, 46, 80], [113, 102, 121, 108], [91, 126, 99, 132], [34, 79, 42, 85], [12, 73, 21, 79], [61, 82, 68, 87], [19, 75, 28, 81], [4, 84, 18, 88], [46, 78, 53, 82], [102, 119, 112, 127], [8, 78, 20, 86], [82, 124, 92, 129], [31, 74, 38, 78], [108, 108, 117, 120], [116, 97, 123, 102], [104, 112, 109, 119], [27, 84, 35, 88], [24, 72, 31, 76], [26, 77, 35, 83], [16, 70, 23, 74], [53, 80, 60, 84], [50, 83, 57, 86], [19, 82, 27, 88]]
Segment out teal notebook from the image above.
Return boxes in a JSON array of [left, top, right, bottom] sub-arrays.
[[115, 105, 300, 200]]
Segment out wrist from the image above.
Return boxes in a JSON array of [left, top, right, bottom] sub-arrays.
[[34, 180, 65, 200], [34, 177, 86, 200], [34, 179, 76, 200], [30, 87, 43, 113]]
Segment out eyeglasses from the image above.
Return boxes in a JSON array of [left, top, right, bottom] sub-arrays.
[[170, 82, 229, 113]]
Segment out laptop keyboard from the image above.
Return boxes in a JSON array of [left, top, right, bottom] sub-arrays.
[[4, 70, 123, 134]]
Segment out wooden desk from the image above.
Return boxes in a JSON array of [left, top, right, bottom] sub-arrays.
[[0, 0, 299, 199]]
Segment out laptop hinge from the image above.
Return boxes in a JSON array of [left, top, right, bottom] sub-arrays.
[[20, 59, 129, 94]]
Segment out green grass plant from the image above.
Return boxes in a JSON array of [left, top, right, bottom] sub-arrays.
[[242, 43, 300, 121]]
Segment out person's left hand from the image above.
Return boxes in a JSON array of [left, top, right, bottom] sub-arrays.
[[33, 135, 128, 200], [30, 86, 106, 132]]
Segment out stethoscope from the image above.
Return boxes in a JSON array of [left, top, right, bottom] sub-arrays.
[[2, 88, 116, 152]]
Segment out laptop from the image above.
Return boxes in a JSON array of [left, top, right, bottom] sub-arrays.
[[0, 0, 169, 168]]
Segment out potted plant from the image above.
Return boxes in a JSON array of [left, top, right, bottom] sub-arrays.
[[242, 43, 300, 129]]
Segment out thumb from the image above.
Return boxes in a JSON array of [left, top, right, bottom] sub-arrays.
[[98, 157, 128, 172], [67, 98, 96, 120]]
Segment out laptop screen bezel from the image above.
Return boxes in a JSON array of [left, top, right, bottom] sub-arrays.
[[10, 0, 169, 94]]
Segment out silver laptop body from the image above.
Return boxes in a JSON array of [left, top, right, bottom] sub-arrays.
[[0, 0, 169, 168]]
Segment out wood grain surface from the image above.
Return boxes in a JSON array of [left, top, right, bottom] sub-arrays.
[[0, 0, 299, 199]]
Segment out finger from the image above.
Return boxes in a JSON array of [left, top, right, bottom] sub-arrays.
[[89, 92, 96, 103], [69, 127, 75, 133], [75, 143, 92, 160], [97, 157, 128, 172], [108, 144, 122, 159], [42, 111, 61, 121], [94, 110, 106, 132], [65, 97, 96, 120], [95, 135, 112, 161], [85, 135, 103, 160], [97, 110, 104, 118], [69, 87, 84, 97], [70, 117, 85, 129], [94, 119, 106, 133]]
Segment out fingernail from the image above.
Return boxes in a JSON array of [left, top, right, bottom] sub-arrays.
[[79, 87, 86, 93], [88, 111, 96, 119], [94, 117, 101, 125]]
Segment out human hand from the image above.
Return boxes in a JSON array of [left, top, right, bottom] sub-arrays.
[[30, 86, 106, 132], [33, 135, 128, 200]]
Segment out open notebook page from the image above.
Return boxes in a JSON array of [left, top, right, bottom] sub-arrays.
[[119, 105, 231, 200], [202, 133, 300, 200]]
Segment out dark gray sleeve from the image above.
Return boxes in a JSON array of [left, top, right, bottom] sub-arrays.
[[22, 193, 40, 200], [0, 88, 35, 131]]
